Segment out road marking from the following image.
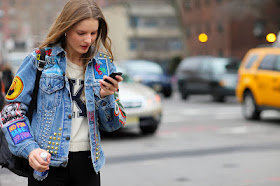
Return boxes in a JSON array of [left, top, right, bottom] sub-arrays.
[[218, 126, 248, 134]]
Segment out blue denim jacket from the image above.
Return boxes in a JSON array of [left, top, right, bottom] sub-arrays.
[[0, 44, 126, 173]]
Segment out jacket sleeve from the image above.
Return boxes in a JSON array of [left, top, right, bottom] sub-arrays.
[[94, 62, 126, 132], [0, 52, 40, 159]]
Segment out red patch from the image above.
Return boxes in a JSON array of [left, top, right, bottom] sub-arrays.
[[88, 111, 95, 122]]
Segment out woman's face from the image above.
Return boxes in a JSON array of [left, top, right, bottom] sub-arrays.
[[65, 18, 99, 57]]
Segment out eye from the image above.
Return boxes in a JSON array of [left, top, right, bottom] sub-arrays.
[[77, 32, 84, 35], [91, 32, 97, 35]]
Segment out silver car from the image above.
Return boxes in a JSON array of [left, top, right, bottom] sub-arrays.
[[119, 74, 162, 135]]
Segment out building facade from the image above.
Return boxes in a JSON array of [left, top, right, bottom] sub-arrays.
[[178, 0, 280, 59], [0, 0, 67, 54], [102, 1, 184, 64]]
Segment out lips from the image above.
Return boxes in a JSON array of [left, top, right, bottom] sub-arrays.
[[81, 46, 89, 50]]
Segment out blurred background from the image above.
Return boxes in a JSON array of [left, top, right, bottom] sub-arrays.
[[1, 0, 280, 186]]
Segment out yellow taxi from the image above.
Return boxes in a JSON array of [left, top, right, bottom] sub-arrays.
[[236, 47, 280, 120]]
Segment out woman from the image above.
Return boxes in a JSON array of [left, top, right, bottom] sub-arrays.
[[0, 0, 126, 185], [0, 77, 5, 110]]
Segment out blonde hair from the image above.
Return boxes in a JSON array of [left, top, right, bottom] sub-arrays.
[[39, 0, 113, 61]]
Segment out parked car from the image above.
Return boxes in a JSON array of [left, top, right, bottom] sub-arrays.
[[175, 56, 240, 102], [236, 47, 280, 120], [117, 60, 172, 97], [118, 73, 162, 135]]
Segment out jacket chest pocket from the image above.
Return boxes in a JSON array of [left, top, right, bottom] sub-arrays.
[[39, 76, 64, 109]]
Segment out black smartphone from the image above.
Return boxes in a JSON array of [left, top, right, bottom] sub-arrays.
[[104, 72, 122, 84]]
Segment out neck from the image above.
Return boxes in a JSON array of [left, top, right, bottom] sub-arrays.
[[65, 48, 84, 67]]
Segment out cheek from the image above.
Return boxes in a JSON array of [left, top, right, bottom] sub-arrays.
[[92, 35, 98, 43]]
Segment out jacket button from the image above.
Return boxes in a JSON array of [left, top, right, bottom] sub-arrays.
[[102, 102, 107, 106], [68, 115, 72, 119], [66, 137, 70, 141]]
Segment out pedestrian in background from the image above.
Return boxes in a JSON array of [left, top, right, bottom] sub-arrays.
[[0, 0, 126, 185], [0, 64, 13, 93], [0, 77, 5, 110]]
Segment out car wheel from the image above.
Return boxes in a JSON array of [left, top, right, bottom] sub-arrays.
[[242, 92, 260, 120], [181, 92, 188, 100], [163, 88, 172, 98], [140, 125, 158, 135]]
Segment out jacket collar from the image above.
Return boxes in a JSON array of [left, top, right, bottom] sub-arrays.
[[51, 43, 99, 63]]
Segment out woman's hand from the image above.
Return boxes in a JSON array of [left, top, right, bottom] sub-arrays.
[[100, 74, 123, 98], [28, 148, 51, 172]]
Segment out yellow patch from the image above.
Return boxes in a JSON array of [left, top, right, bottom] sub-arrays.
[[6, 76, 24, 100]]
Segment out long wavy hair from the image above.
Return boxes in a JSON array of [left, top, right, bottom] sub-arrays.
[[39, 0, 113, 62]]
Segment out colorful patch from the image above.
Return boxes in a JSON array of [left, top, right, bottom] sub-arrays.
[[6, 76, 24, 100], [8, 122, 32, 145], [1, 103, 25, 126], [43, 63, 63, 75], [94, 59, 108, 79], [88, 111, 95, 122], [114, 92, 126, 125]]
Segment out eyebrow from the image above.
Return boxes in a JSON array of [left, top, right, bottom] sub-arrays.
[[76, 29, 98, 32]]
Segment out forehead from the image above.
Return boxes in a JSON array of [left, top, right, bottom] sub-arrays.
[[72, 18, 99, 31]]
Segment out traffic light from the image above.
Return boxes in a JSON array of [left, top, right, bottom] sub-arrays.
[[198, 33, 208, 43], [266, 33, 277, 43]]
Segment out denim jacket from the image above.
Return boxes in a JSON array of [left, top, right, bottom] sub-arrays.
[[0, 44, 126, 173]]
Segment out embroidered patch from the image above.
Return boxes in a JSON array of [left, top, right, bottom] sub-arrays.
[[1, 103, 25, 126], [8, 122, 32, 145], [43, 63, 63, 75], [114, 92, 126, 125], [6, 76, 24, 100], [94, 59, 108, 79], [88, 111, 95, 122]]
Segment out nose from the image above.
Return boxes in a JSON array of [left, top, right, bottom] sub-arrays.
[[84, 34, 92, 44]]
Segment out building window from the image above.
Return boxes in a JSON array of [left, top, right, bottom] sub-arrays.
[[186, 26, 191, 38], [143, 17, 158, 28], [218, 49, 224, 57], [183, 0, 192, 10], [9, 0, 16, 6], [129, 39, 137, 51], [216, 22, 224, 33], [129, 16, 139, 28], [195, 0, 201, 8], [205, 22, 211, 34]]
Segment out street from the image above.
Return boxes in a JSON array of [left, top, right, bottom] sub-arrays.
[[1, 93, 280, 186]]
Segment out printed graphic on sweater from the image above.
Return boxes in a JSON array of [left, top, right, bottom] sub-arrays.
[[69, 78, 86, 118]]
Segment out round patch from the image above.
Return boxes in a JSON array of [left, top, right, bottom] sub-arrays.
[[6, 76, 24, 100]]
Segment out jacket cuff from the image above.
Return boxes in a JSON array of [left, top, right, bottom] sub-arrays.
[[17, 140, 40, 159]]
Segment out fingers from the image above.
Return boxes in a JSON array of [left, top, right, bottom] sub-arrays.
[[99, 75, 122, 98], [101, 75, 121, 91], [28, 148, 51, 172]]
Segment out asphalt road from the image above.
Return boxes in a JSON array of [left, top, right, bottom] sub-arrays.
[[1, 93, 280, 186]]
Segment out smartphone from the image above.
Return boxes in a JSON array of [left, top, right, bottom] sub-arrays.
[[104, 72, 122, 84]]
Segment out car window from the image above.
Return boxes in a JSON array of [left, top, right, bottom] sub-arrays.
[[275, 56, 280, 71], [258, 55, 276, 70], [211, 58, 228, 75], [245, 54, 258, 69], [178, 58, 201, 71], [200, 58, 212, 73], [123, 61, 163, 75]]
